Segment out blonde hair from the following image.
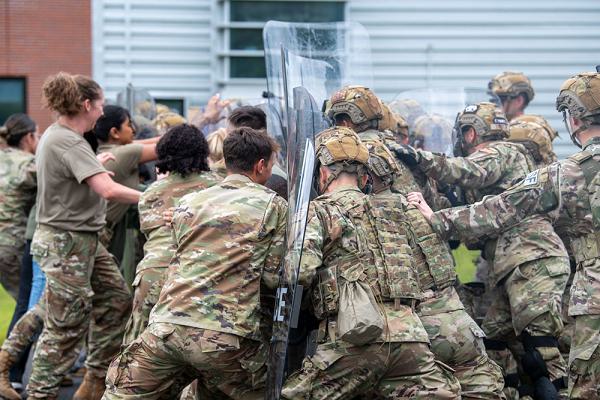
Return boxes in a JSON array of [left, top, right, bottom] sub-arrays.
[[207, 128, 228, 170], [42, 72, 102, 116]]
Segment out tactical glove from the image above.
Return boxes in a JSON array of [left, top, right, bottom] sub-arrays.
[[393, 144, 421, 167]]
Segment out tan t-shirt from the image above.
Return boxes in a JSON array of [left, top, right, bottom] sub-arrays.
[[36, 123, 107, 232], [97, 143, 143, 225]]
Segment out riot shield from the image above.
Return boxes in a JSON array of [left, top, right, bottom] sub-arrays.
[[263, 21, 372, 399], [116, 83, 156, 121], [390, 88, 501, 155], [264, 21, 373, 168]]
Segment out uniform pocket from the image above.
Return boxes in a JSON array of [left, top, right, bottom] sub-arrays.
[[46, 283, 91, 329], [199, 330, 240, 353], [309, 345, 345, 371]]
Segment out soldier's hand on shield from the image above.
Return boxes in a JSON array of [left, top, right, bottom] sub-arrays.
[[393, 144, 421, 167], [407, 192, 434, 221], [163, 207, 175, 226]]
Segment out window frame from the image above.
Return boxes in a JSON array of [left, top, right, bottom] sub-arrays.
[[218, 0, 347, 85], [0, 77, 27, 125]]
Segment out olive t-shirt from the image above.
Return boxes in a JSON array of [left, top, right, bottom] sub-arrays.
[[36, 123, 107, 232], [97, 143, 143, 225]]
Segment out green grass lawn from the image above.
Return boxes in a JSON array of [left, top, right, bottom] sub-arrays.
[[452, 244, 481, 283], [0, 284, 16, 346]]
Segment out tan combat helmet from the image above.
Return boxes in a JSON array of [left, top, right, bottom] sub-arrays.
[[455, 102, 510, 145], [315, 126, 370, 193], [326, 86, 383, 132], [489, 71, 535, 104], [512, 114, 559, 141], [412, 113, 453, 153], [379, 102, 410, 143], [556, 72, 600, 147], [508, 119, 556, 165], [387, 98, 426, 126], [361, 134, 400, 189]]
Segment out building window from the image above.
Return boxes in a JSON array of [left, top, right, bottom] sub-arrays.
[[220, 1, 346, 81], [155, 98, 185, 116], [0, 78, 26, 125]]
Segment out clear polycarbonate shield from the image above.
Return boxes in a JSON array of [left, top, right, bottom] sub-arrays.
[[263, 21, 372, 400], [264, 20, 373, 168], [390, 88, 501, 155], [115, 83, 157, 121]]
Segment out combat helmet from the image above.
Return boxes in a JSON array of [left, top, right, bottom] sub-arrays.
[[325, 86, 383, 132], [361, 134, 400, 189], [412, 113, 453, 154], [512, 114, 559, 141], [387, 98, 426, 126], [508, 119, 556, 165], [455, 102, 509, 143], [315, 126, 370, 193], [379, 102, 409, 142], [556, 72, 600, 147], [489, 71, 535, 104]]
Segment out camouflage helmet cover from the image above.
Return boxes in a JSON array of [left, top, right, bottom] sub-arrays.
[[489, 71, 535, 102], [412, 113, 453, 153], [512, 114, 559, 141], [455, 102, 509, 141], [326, 85, 383, 126], [315, 126, 370, 169], [361, 134, 400, 186], [379, 102, 409, 138], [508, 119, 555, 164], [556, 72, 600, 121], [387, 98, 426, 126]]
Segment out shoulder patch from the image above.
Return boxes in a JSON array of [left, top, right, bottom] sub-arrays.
[[522, 170, 539, 186], [568, 151, 593, 165]]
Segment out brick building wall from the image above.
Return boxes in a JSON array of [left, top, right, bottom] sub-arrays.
[[0, 0, 91, 130]]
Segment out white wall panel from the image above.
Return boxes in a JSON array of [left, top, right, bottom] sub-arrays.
[[349, 0, 600, 158]]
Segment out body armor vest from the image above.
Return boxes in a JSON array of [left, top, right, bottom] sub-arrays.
[[364, 192, 422, 300], [403, 201, 456, 291], [568, 147, 600, 264]]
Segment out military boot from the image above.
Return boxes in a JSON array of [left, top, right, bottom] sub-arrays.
[[72, 372, 105, 400], [0, 350, 20, 400]]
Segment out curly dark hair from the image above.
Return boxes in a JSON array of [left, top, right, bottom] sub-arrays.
[[156, 124, 210, 177]]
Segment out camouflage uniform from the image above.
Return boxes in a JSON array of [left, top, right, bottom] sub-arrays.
[[0, 147, 37, 298], [104, 174, 287, 399], [426, 135, 600, 399], [282, 127, 460, 400], [28, 225, 132, 397], [283, 187, 460, 400], [122, 171, 221, 345], [405, 103, 570, 394], [362, 134, 504, 399]]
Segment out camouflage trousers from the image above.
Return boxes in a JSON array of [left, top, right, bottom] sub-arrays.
[[122, 267, 167, 345], [417, 287, 506, 400], [482, 257, 570, 390], [27, 224, 132, 399], [568, 314, 600, 400], [1, 302, 44, 360], [103, 323, 268, 400], [282, 340, 461, 399], [0, 243, 23, 299]]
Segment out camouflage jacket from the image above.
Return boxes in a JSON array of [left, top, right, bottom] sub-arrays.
[[417, 141, 567, 284], [358, 129, 450, 211], [135, 171, 222, 274], [429, 136, 600, 316], [149, 174, 288, 340], [0, 147, 36, 247], [302, 185, 429, 344]]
